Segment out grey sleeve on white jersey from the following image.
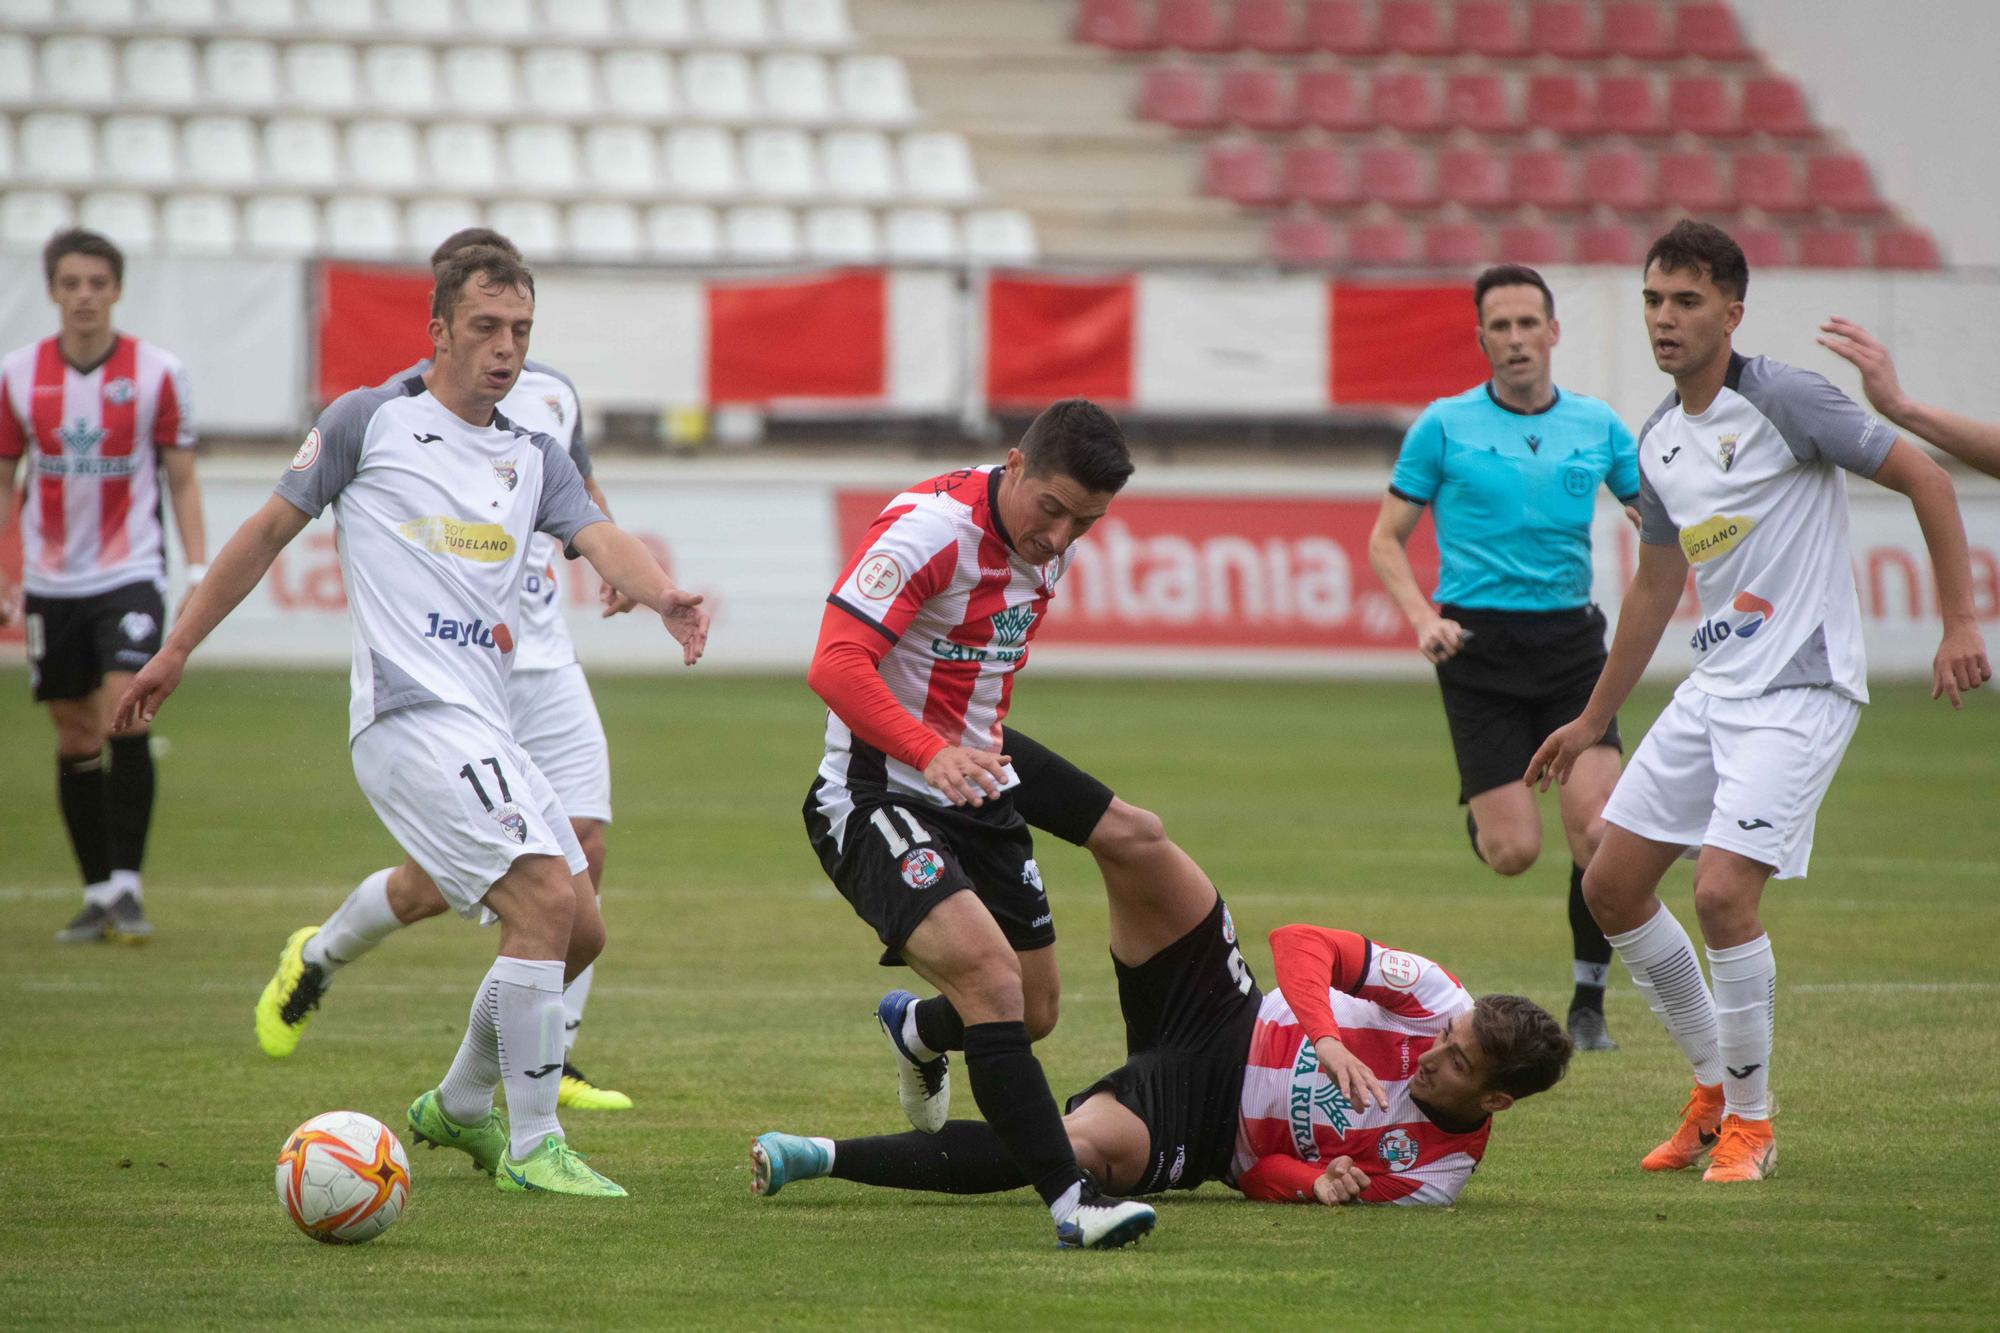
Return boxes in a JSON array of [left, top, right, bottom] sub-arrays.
[[1737, 357, 1897, 477], [525, 359, 591, 477], [274, 383, 403, 517], [532, 430, 607, 556], [1634, 393, 1682, 546]]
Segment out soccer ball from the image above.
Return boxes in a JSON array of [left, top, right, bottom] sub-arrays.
[[274, 1110, 411, 1245]]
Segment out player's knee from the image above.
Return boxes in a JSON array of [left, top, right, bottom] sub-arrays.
[[52, 714, 103, 756], [386, 861, 449, 923], [1690, 877, 1753, 934], [1484, 837, 1539, 877], [567, 903, 606, 971], [1087, 799, 1165, 863], [950, 953, 1026, 1024], [1580, 860, 1627, 916], [1023, 988, 1060, 1042]]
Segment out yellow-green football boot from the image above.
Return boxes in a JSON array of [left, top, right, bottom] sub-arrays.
[[496, 1135, 628, 1197], [254, 926, 328, 1057], [407, 1089, 509, 1176], [557, 1062, 634, 1111]]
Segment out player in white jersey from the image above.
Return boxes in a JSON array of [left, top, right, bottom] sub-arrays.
[[1528, 221, 1990, 1184], [114, 246, 710, 1198], [254, 230, 634, 1112], [1816, 316, 2000, 480], [0, 229, 207, 945]]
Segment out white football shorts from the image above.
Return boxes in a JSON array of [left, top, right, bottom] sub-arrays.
[[350, 702, 587, 920], [506, 662, 612, 824], [1601, 678, 1861, 880]]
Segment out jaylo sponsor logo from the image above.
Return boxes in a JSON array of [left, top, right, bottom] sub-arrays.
[[422, 612, 515, 654], [1690, 592, 1775, 654]]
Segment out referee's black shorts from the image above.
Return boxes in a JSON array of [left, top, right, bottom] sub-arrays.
[[1433, 602, 1621, 803]]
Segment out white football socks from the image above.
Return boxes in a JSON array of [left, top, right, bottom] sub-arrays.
[[303, 868, 400, 976], [438, 969, 502, 1126], [491, 955, 567, 1158], [83, 879, 121, 909], [1607, 905, 1724, 1087], [562, 962, 594, 1058], [1708, 935, 1776, 1120], [902, 1005, 941, 1063]]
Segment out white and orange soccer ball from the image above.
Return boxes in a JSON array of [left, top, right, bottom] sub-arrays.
[[274, 1110, 411, 1245]]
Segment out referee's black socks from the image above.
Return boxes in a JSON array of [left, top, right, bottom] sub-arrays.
[[107, 733, 156, 880], [57, 750, 113, 890]]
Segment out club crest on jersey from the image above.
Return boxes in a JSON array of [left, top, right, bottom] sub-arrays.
[[1717, 432, 1740, 472], [990, 604, 1036, 648], [855, 552, 904, 601], [493, 803, 528, 844], [1376, 1128, 1420, 1172], [119, 611, 156, 642], [57, 417, 104, 455], [1690, 591, 1775, 654], [492, 458, 518, 492], [1021, 858, 1045, 895], [1377, 950, 1423, 990], [899, 847, 946, 891], [1221, 906, 1237, 946], [104, 377, 136, 405], [290, 429, 321, 471], [543, 395, 565, 425]]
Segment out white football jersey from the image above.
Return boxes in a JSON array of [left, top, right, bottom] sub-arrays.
[[1635, 353, 1895, 703], [275, 373, 605, 739]]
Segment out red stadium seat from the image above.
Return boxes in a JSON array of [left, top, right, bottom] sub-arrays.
[[1203, 138, 1283, 204], [1805, 151, 1886, 214], [1495, 221, 1565, 265], [1268, 210, 1339, 262], [1575, 220, 1642, 264], [1602, 2, 1675, 58], [1675, 3, 1752, 61], [1507, 147, 1582, 211], [1297, 66, 1373, 131], [1444, 71, 1517, 133], [1157, 0, 1237, 50], [1357, 143, 1435, 207], [1580, 146, 1655, 210], [1347, 218, 1418, 264], [1380, 1, 1456, 54], [1595, 74, 1665, 136], [1667, 75, 1741, 138], [1436, 143, 1509, 208], [1220, 66, 1300, 130], [1656, 150, 1728, 210], [1872, 225, 1941, 270], [1075, 0, 1160, 50], [1742, 76, 1814, 138], [1797, 226, 1864, 269], [1452, 1, 1527, 56], [1732, 149, 1806, 213], [1731, 223, 1791, 268], [1281, 141, 1360, 206], [1303, 0, 1384, 54], [1423, 219, 1488, 264], [1527, 2, 1602, 59], [1371, 69, 1447, 134], [1234, 0, 1310, 52], [1526, 73, 1594, 135], [1137, 65, 1222, 129]]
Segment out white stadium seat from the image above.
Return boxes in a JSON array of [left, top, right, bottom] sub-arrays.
[[602, 49, 677, 118], [383, 0, 454, 33], [884, 206, 958, 262], [699, 0, 771, 45], [425, 122, 500, 192], [204, 38, 282, 108], [682, 51, 756, 120], [758, 52, 833, 122], [345, 119, 422, 189], [123, 38, 200, 107], [403, 198, 482, 257], [504, 123, 581, 194], [145, 0, 222, 26], [803, 205, 877, 261], [20, 112, 96, 183], [520, 47, 597, 116], [68, 0, 137, 24], [161, 193, 239, 255], [723, 204, 800, 261], [0, 0, 56, 25], [478, 0, 535, 34], [486, 199, 563, 258], [962, 207, 1039, 263], [0, 36, 34, 108], [777, 0, 852, 45], [0, 119, 12, 177], [79, 192, 158, 252], [364, 45, 441, 114], [742, 127, 817, 198], [183, 115, 261, 185], [545, 0, 615, 38], [323, 194, 402, 256], [285, 43, 360, 111], [619, 0, 694, 42], [584, 124, 660, 195], [645, 203, 719, 261], [101, 114, 179, 185], [819, 128, 896, 201], [40, 36, 118, 107], [222, 0, 297, 29], [443, 47, 518, 108], [262, 116, 341, 188], [243, 194, 321, 255], [664, 125, 739, 197], [899, 130, 978, 201], [1, 191, 74, 250], [567, 201, 642, 260], [836, 54, 914, 123], [302, 0, 375, 31]]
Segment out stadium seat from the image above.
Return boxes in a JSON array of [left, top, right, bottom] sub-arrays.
[[404, 199, 482, 256], [1074, 0, 1158, 51], [363, 45, 441, 114], [224, 0, 298, 30], [1444, 71, 1517, 134], [101, 114, 178, 185], [1507, 147, 1581, 211], [1526, 1, 1600, 59], [147, 0, 219, 26], [1, 191, 73, 250], [1730, 222, 1789, 268], [777, 0, 855, 46], [1675, 3, 1751, 61], [183, 115, 260, 186], [1601, 2, 1675, 58], [646, 203, 722, 261], [820, 128, 897, 200], [1370, 70, 1446, 135], [1494, 220, 1563, 264], [521, 48, 598, 116], [1267, 210, 1338, 263], [1296, 67, 1370, 132], [1234, 0, 1308, 53], [1435, 143, 1507, 208], [621, 0, 697, 42], [1453, 1, 1527, 56], [548, 0, 617, 38], [486, 200, 563, 257], [1220, 66, 1298, 132], [301, 0, 373, 30], [1872, 225, 1940, 269], [836, 55, 916, 123], [425, 122, 502, 193], [1139, 65, 1222, 130], [569, 202, 644, 260], [899, 131, 978, 201], [444, 47, 520, 109], [1526, 73, 1593, 135], [1347, 218, 1416, 265], [1655, 149, 1728, 210], [1580, 146, 1653, 210], [1203, 139, 1281, 206], [0, 119, 11, 177], [68, 0, 136, 24], [346, 120, 423, 190], [323, 196, 403, 257], [1732, 149, 1805, 213], [161, 194, 238, 255], [504, 124, 582, 194], [885, 206, 959, 261], [1422, 219, 1487, 265], [1742, 76, 1814, 138], [1805, 151, 1886, 214], [1280, 142, 1359, 207], [584, 124, 662, 195], [760, 53, 835, 122], [203, 37, 281, 109], [684, 51, 758, 120], [743, 126, 821, 197], [1796, 226, 1864, 269], [803, 205, 880, 261], [79, 192, 157, 251], [1356, 143, 1433, 208], [1574, 220, 1640, 264], [262, 116, 341, 188], [1302, 0, 1383, 55], [665, 125, 742, 197], [1667, 75, 1740, 138], [40, 36, 117, 106], [284, 44, 360, 111], [603, 50, 678, 118], [124, 38, 199, 108], [20, 113, 94, 182], [724, 204, 803, 261], [1380, 1, 1454, 54], [699, 0, 773, 45], [384, 0, 454, 32], [1594, 74, 1665, 136], [243, 194, 321, 256], [1156, 0, 1237, 52], [962, 207, 1040, 263], [0, 36, 33, 108]]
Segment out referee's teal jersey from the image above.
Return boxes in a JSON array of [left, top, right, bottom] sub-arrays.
[[1389, 382, 1640, 612]]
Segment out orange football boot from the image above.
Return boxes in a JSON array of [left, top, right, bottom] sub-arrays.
[[1703, 1114, 1776, 1183], [1640, 1082, 1725, 1171]]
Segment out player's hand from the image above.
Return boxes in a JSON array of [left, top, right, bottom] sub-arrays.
[[1817, 318, 1911, 422], [923, 746, 1011, 807], [1415, 615, 1466, 664], [1525, 715, 1603, 792], [1313, 1036, 1389, 1113], [0, 578, 20, 627], [1932, 620, 1991, 709], [1312, 1156, 1370, 1206], [655, 588, 709, 665], [599, 580, 638, 618], [114, 649, 185, 730]]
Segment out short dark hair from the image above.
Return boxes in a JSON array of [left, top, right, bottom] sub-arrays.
[[1474, 264, 1554, 320], [1017, 398, 1134, 494], [430, 227, 523, 268], [430, 244, 535, 325], [1470, 994, 1572, 1100], [44, 228, 124, 286], [1645, 219, 1749, 302]]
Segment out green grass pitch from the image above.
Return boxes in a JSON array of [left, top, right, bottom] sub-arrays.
[[2, 669, 1996, 1329]]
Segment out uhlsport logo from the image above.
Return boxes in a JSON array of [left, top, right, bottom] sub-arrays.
[[1690, 591, 1775, 654], [1376, 1128, 1420, 1172], [397, 516, 516, 562], [899, 847, 946, 891]]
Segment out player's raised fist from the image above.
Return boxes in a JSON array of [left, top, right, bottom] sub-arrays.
[[1312, 1156, 1370, 1206], [114, 649, 185, 730]]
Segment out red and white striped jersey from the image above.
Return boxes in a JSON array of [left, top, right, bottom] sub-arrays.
[[819, 465, 1067, 802], [1233, 942, 1489, 1206], [0, 335, 194, 598]]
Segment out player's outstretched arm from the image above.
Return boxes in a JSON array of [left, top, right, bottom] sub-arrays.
[[113, 494, 311, 729], [1818, 318, 2000, 479], [162, 447, 209, 616], [569, 521, 708, 665], [1367, 494, 1464, 662], [580, 476, 638, 617], [1868, 441, 1991, 707]]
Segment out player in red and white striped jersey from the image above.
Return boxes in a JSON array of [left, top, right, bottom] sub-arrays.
[[0, 229, 207, 944]]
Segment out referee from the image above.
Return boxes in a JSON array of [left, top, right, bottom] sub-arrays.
[[1366, 264, 1638, 1052]]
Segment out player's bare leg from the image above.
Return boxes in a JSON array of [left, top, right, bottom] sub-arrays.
[[1689, 846, 1779, 1182], [51, 672, 153, 943], [1556, 744, 1622, 1050], [556, 815, 630, 1108], [1086, 798, 1218, 966], [1466, 782, 1541, 877]]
